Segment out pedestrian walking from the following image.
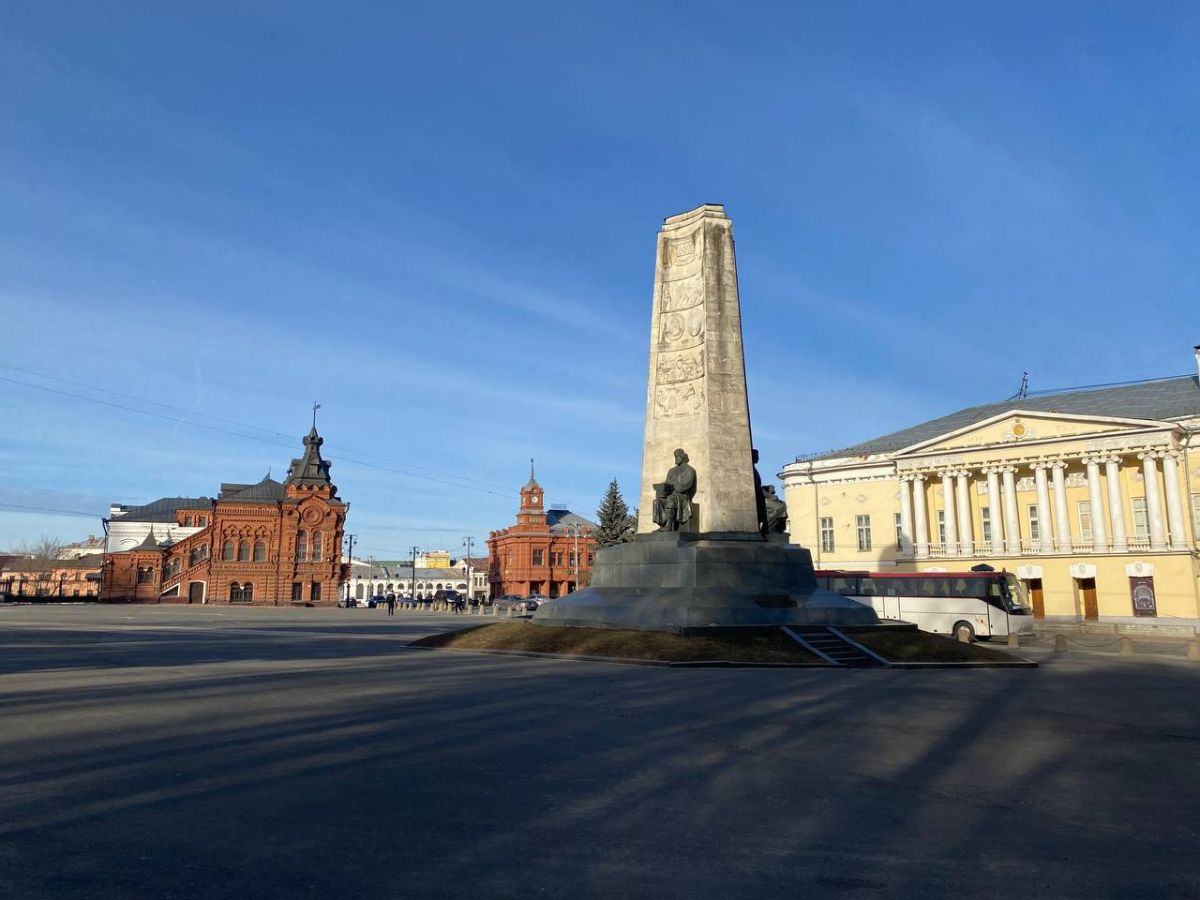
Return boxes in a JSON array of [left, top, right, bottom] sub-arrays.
[[387, 595, 396, 616]]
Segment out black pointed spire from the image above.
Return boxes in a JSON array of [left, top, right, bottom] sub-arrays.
[[286, 423, 337, 495]]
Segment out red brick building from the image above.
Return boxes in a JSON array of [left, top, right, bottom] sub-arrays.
[[487, 464, 597, 599], [101, 426, 349, 604], [0, 555, 103, 599]]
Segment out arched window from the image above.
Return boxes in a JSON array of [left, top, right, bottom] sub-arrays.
[[238, 540, 250, 561], [184, 515, 193, 527], [222, 541, 234, 561], [230, 581, 241, 600], [296, 531, 307, 561], [456, 582, 467, 591], [253, 540, 266, 561], [356, 583, 364, 599], [198, 516, 207, 527], [242, 582, 253, 601], [311, 531, 323, 561], [436, 582, 444, 590], [199, 544, 208, 560], [387, 583, 394, 592]]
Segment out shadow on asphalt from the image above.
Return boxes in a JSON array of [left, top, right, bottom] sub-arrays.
[[1, 613, 1199, 899]]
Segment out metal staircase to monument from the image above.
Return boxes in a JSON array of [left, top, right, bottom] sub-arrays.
[[783, 626, 887, 668]]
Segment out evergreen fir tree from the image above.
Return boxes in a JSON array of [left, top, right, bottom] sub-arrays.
[[595, 479, 634, 547]]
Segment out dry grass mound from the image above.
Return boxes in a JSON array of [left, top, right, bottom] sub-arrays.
[[411, 622, 824, 664], [853, 630, 1021, 663]]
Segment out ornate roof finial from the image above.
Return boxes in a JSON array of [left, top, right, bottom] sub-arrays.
[[311, 402, 321, 432], [523, 458, 541, 492]]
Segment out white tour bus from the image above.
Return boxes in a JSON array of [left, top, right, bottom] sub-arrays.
[[814, 570, 1035, 640]]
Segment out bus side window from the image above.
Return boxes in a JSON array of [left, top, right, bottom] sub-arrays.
[[815, 577, 829, 590], [859, 578, 878, 596]]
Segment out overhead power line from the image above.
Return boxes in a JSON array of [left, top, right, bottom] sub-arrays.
[[0, 501, 106, 519], [0, 369, 516, 498]]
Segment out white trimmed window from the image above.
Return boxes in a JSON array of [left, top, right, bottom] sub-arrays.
[[894, 512, 903, 550], [1131, 498, 1149, 540], [980, 507, 992, 546], [1077, 500, 1093, 543], [856, 515, 872, 552], [1191, 493, 1200, 535], [1027, 505, 1040, 542], [937, 510, 946, 545], [819, 517, 834, 553]]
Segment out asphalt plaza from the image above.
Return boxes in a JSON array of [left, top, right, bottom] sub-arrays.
[[1, 605, 1198, 899]]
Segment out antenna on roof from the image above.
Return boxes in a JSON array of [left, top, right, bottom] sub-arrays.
[[1009, 372, 1029, 401]]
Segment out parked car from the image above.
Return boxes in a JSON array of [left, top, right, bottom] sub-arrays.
[[494, 594, 534, 613], [433, 589, 463, 605]]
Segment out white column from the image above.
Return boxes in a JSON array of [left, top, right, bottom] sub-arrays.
[[954, 470, 974, 556], [1002, 466, 1020, 555], [1140, 451, 1167, 551], [1051, 461, 1072, 554], [1105, 456, 1128, 552], [940, 470, 958, 556], [1161, 450, 1187, 550], [911, 474, 929, 559], [986, 468, 1004, 554], [898, 475, 914, 557], [1034, 463, 1053, 554], [1085, 456, 1108, 552]]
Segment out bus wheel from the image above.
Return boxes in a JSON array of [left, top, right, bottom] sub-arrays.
[[953, 621, 975, 642]]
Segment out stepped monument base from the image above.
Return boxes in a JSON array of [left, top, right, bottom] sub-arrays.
[[531, 532, 877, 633]]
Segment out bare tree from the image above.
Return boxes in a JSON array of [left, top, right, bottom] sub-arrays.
[[10, 536, 63, 593]]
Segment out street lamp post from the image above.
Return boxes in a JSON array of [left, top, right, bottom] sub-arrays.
[[343, 533, 356, 603], [462, 536, 474, 602], [566, 524, 583, 593]]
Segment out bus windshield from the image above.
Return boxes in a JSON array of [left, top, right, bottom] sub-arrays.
[[1004, 573, 1032, 612]]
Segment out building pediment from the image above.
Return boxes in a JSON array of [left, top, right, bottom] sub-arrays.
[[895, 411, 1169, 457]]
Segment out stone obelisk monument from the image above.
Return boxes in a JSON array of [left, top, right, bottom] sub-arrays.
[[637, 204, 758, 535], [533, 204, 876, 633]]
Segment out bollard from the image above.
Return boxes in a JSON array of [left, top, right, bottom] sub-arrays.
[[1054, 634, 1068, 652], [1187, 640, 1200, 663], [1007, 632, 1020, 649], [1119, 636, 1135, 657]]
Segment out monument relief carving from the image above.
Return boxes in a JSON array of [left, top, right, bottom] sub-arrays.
[[658, 310, 705, 349], [654, 383, 705, 418], [656, 349, 705, 384], [660, 275, 704, 312], [668, 234, 697, 264]]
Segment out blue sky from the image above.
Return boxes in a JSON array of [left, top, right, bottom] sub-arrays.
[[2, 1, 1198, 556]]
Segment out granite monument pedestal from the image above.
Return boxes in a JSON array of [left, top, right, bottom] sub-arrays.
[[532, 533, 877, 633]]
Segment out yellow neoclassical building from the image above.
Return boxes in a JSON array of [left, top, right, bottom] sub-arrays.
[[780, 353, 1200, 628]]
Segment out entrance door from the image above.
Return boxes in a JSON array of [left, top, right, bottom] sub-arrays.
[[1026, 579, 1045, 619], [1079, 578, 1098, 620], [188, 582, 204, 605]]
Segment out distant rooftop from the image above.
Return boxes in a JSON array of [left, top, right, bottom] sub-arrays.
[[797, 374, 1200, 463]]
